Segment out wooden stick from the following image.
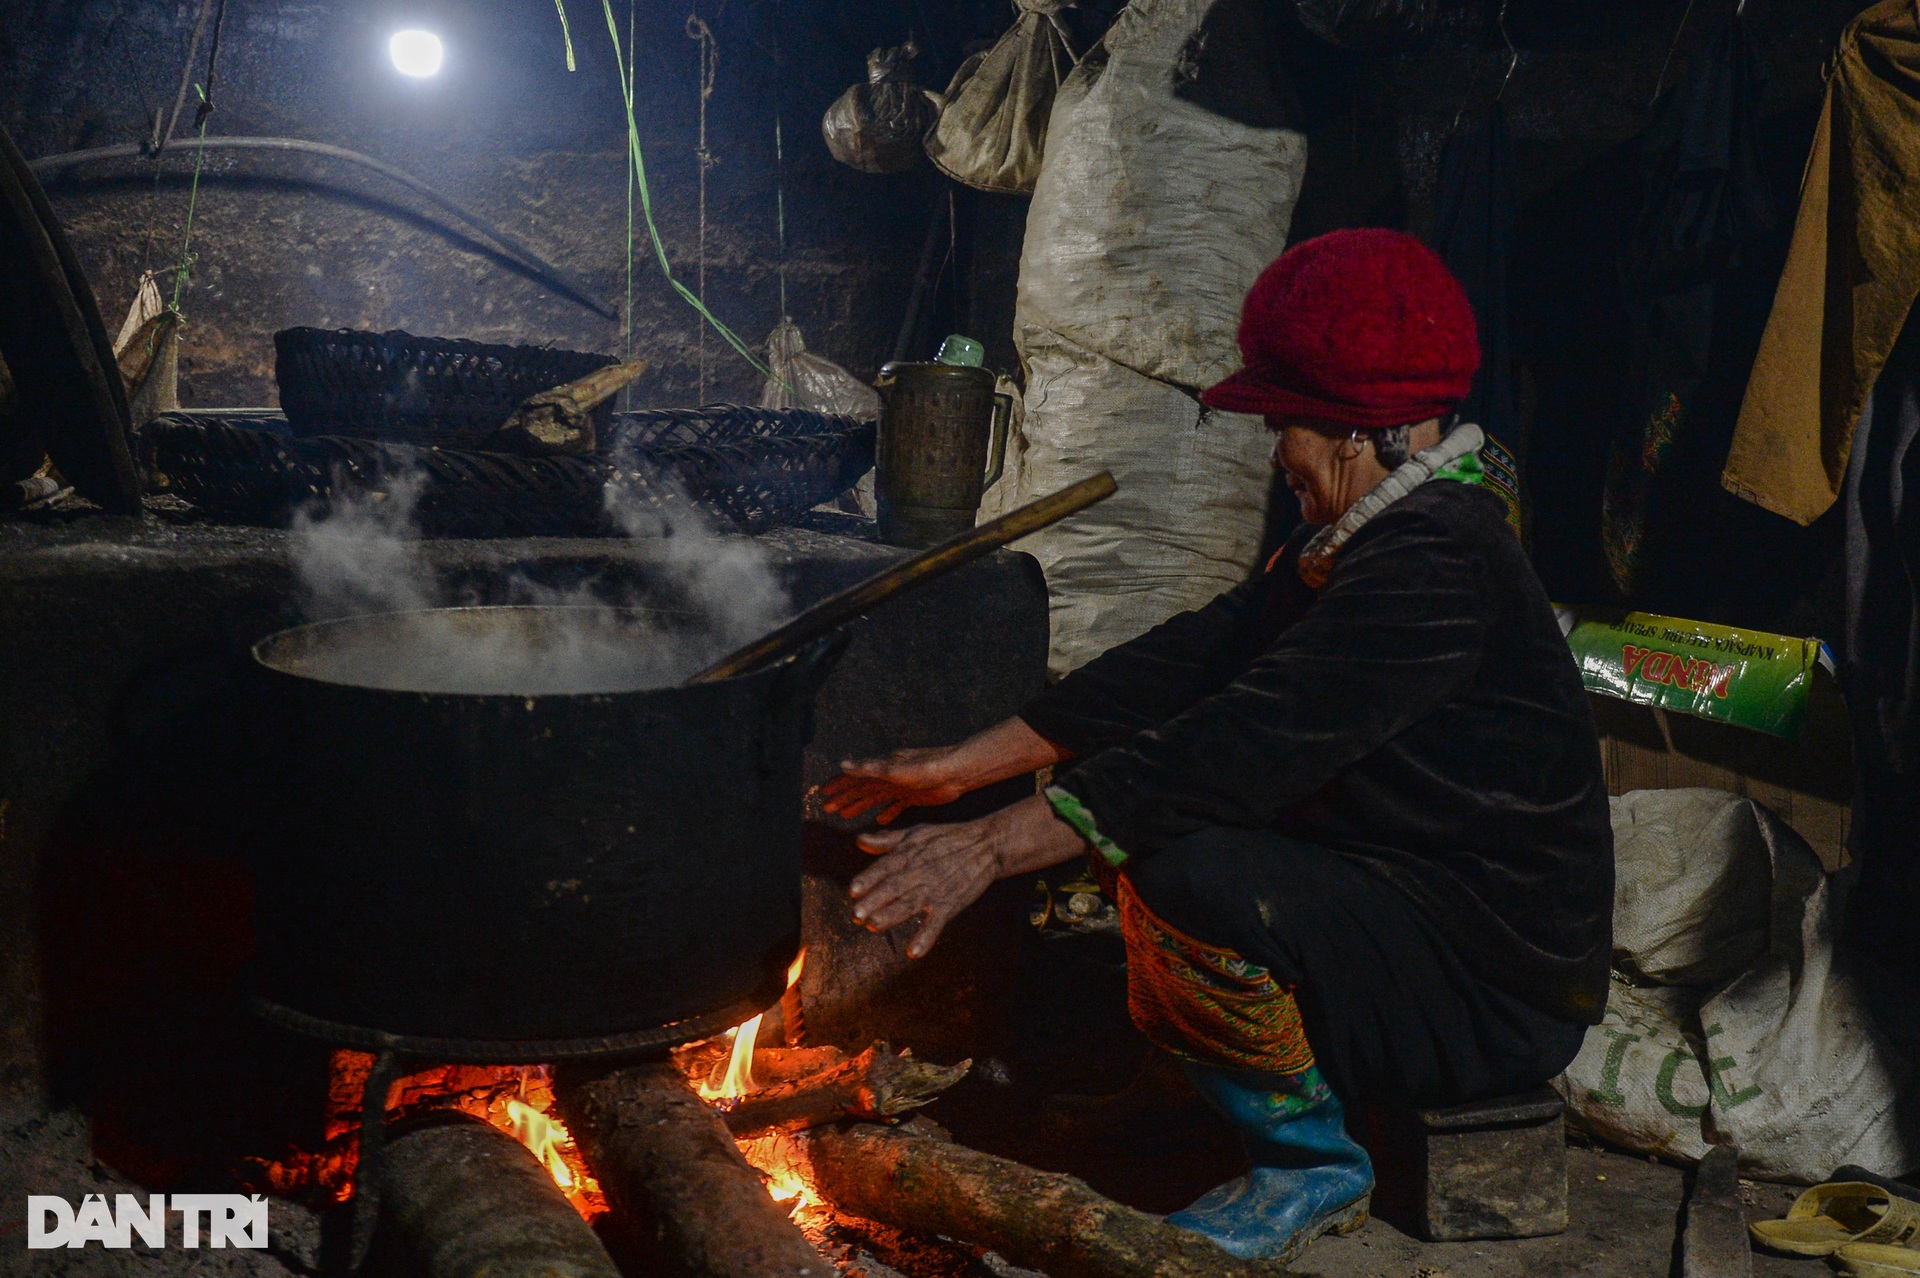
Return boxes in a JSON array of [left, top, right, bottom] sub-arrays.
[[1680, 1145, 1752, 1278], [688, 471, 1117, 684], [794, 1122, 1296, 1278], [367, 1116, 621, 1278], [721, 1042, 969, 1138], [554, 1062, 823, 1278]]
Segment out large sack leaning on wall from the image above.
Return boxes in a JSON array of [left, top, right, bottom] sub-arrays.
[[1008, 0, 1306, 673], [925, 0, 1077, 195], [1557, 789, 1920, 1182], [823, 41, 941, 175]]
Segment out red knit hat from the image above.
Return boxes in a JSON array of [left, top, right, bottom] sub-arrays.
[[1201, 228, 1480, 429]]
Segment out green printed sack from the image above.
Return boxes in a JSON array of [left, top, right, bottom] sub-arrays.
[[1557, 608, 1825, 738]]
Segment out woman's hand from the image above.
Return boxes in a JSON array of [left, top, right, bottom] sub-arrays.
[[821, 717, 1071, 825], [849, 793, 1089, 958]]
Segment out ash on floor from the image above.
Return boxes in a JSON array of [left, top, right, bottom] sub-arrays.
[[0, 1098, 319, 1278]]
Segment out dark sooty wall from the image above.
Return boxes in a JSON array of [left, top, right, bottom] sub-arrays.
[[1271, 0, 1863, 628], [1, 0, 1044, 408]]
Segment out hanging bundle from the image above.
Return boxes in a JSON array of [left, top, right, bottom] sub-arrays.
[[822, 41, 940, 174], [924, 0, 1077, 195]]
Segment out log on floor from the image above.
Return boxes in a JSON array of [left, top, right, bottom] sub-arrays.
[[365, 1114, 620, 1278], [723, 1043, 970, 1138], [794, 1122, 1294, 1278], [555, 1060, 826, 1278]]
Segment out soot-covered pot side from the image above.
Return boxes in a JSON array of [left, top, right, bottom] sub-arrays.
[[246, 607, 844, 1048]]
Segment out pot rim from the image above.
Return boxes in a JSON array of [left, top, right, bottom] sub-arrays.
[[251, 603, 777, 699]]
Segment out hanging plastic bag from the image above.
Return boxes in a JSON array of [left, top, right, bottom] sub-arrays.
[[758, 319, 881, 420], [760, 319, 881, 516], [925, 0, 1077, 195], [822, 41, 941, 175]]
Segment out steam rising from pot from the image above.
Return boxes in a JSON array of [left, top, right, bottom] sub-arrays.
[[284, 459, 791, 695]]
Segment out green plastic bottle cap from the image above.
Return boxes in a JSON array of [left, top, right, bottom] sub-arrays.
[[936, 334, 985, 368]]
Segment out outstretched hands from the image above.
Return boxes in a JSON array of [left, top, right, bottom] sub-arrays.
[[849, 794, 1089, 958], [819, 716, 1072, 826]]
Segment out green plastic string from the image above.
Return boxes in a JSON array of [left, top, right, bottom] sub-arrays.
[[168, 85, 212, 311], [624, 0, 636, 389], [553, 0, 578, 71], [595, 0, 777, 382]]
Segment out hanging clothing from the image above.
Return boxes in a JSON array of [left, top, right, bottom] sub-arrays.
[[1433, 102, 1518, 455], [1723, 0, 1920, 526], [1603, 14, 1774, 593], [1022, 480, 1614, 1026], [1839, 308, 1920, 976]]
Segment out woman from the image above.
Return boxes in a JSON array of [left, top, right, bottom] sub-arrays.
[[822, 229, 1613, 1263]]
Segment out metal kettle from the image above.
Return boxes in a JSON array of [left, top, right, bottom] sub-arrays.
[[873, 361, 1011, 547]]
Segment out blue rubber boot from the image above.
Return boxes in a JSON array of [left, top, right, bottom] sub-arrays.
[[1164, 1063, 1375, 1262]]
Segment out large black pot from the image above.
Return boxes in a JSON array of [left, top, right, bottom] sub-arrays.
[[248, 606, 842, 1054]]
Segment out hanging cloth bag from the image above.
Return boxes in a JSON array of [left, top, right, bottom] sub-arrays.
[[925, 0, 1078, 195]]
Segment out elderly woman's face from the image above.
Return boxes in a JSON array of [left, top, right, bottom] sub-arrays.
[[1266, 416, 1365, 525]]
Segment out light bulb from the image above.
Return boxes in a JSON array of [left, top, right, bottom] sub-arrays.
[[389, 29, 444, 78]]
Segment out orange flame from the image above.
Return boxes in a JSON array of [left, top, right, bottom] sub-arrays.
[[698, 949, 806, 1104], [504, 1098, 577, 1192]]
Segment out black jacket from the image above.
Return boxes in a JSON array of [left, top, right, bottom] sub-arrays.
[[1022, 482, 1614, 1023]]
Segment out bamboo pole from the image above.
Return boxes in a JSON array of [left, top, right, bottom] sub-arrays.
[[689, 471, 1116, 684]]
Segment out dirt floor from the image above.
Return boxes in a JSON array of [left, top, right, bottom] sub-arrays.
[[1295, 1142, 1813, 1278], [4, 1088, 1836, 1278]]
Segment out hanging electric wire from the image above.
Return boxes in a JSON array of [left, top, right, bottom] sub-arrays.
[[578, 0, 777, 383], [624, 0, 637, 405], [169, 0, 230, 312], [773, 0, 790, 325], [687, 13, 719, 401]]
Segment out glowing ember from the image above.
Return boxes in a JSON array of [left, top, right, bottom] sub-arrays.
[[740, 1133, 821, 1214]]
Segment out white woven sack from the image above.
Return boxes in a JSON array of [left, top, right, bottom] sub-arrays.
[[1558, 977, 1715, 1167], [1018, 329, 1270, 672], [1609, 788, 1777, 987], [1559, 789, 1920, 1181], [1013, 0, 1306, 389], [1005, 0, 1305, 671]]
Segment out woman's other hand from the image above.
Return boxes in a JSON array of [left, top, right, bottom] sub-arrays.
[[820, 716, 1071, 825], [848, 794, 1088, 958]]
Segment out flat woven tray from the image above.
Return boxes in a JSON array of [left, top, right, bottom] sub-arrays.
[[274, 328, 619, 448], [140, 406, 874, 538]]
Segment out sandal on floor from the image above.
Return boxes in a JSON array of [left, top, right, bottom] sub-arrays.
[[1749, 1183, 1920, 1257], [1834, 1242, 1920, 1277]]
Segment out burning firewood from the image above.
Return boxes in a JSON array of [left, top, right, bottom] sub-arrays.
[[554, 1061, 825, 1278], [481, 359, 648, 457], [721, 1042, 970, 1139], [368, 1115, 621, 1278], [790, 1121, 1297, 1278]]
